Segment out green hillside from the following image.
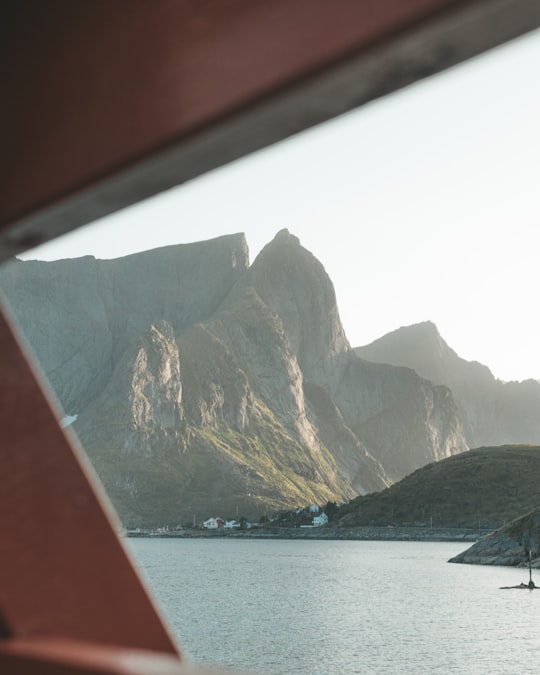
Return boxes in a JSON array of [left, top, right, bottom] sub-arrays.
[[336, 445, 540, 529], [85, 403, 353, 528]]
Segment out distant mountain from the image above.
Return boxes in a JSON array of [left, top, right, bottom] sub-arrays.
[[355, 321, 540, 447], [336, 445, 540, 530], [0, 231, 467, 526]]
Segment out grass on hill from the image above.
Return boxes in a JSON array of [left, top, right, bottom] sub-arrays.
[[336, 445, 540, 529]]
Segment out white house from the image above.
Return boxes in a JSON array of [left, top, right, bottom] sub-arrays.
[[202, 517, 224, 529], [224, 520, 240, 529], [312, 512, 328, 527], [308, 504, 320, 514]]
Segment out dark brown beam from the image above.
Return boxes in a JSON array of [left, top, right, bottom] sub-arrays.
[[1, 0, 539, 257]]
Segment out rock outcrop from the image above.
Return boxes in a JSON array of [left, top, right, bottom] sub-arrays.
[[1, 231, 469, 525], [355, 321, 540, 448], [76, 320, 185, 454], [449, 507, 540, 567]]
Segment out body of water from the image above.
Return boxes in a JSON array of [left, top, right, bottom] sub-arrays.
[[128, 538, 539, 674]]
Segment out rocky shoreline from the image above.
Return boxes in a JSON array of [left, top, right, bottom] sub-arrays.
[[448, 507, 540, 567], [448, 532, 540, 567]]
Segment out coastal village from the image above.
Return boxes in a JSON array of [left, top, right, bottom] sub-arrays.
[[201, 504, 329, 531], [126, 504, 331, 537]]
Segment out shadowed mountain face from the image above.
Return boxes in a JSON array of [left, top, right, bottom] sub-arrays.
[[355, 321, 540, 447], [0, 231, 468, 526]]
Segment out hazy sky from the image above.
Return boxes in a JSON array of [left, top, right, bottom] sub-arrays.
[[21, 29, 540, 382]]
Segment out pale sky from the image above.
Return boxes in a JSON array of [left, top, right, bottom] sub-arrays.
[[21, 29, 540, 383]]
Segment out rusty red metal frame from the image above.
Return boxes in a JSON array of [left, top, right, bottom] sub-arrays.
[[1, 1, 540, 673], [0, 305, 188, 672], [2, 0, 540, 261]]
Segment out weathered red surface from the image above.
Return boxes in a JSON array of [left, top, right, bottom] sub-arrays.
[[0, 302, 179, 655], [0, 638, 184, 675], [0, 637, 241, 674], [0, 0, 461, 220], [2, 0, 539, 258]]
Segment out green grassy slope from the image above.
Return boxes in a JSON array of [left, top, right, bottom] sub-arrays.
[[336, 445, 540, 529], [84, 401, 354, 528]]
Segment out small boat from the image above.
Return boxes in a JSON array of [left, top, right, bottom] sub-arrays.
[[500, 549, 537, 589]]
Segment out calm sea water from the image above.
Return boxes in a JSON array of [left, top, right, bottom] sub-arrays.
[[128, 538, 540, 674]]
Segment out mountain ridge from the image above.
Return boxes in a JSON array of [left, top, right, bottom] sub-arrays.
[[2, 234, 249, 414], [0, 232, 484, 525], [355, 321, 540, 447]]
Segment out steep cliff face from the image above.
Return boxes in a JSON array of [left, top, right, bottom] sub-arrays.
[[0, 234, 249, 413], [79, 292, 356, 525], [222, 230, 467, 489], [343, 360, 465, 482], [178, 273, 387, 498], [0, 256, 113, 414], [355, 321, 540, 447], [76, 320, 185, 455], [1, 231, 469, 525], [225, 230, 350, 380]]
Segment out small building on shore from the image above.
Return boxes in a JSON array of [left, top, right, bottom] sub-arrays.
[[312, 513, 328, 527], [202, 517, 225, 529], [224, 520, 240, 529]]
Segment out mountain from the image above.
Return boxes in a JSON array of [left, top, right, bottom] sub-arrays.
[[335, 444, 540, 529], [355, 321, 540, 447], [0, 231, 468, 526], [1, 235, 249, 413]]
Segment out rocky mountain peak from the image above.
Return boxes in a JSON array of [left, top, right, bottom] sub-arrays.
[[359, 321, 455, 365], [0, 232, 487, 524], [271, 228, 301, 246], [356, 320, 540, 449], [400, 319, 443, 344], [355, 321, 495, 391], [226, 230, 350, 377]]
